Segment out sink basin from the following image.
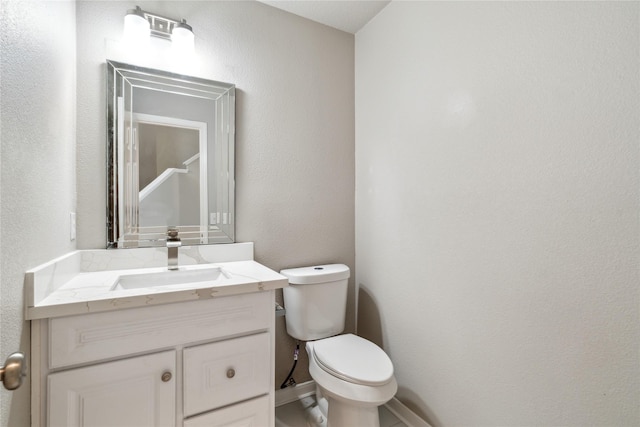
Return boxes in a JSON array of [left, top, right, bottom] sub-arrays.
[[111, 266, 228, 291]]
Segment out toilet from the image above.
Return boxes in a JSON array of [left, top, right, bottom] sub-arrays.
[[281, 264, 397, 427]]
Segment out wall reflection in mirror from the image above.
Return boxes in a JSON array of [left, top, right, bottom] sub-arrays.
[[107, 60, 235, 248]]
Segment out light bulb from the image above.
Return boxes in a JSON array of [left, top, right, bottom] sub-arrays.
[[123, 7, 150, 45], [171, 20, 195, 53]]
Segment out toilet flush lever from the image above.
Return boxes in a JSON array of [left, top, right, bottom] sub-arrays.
[[0, 352, 27, 391]]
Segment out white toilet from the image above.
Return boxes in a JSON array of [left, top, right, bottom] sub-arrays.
[[281, 264, 397, 427]]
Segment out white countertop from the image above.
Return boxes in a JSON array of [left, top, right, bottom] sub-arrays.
[[25, 244, 288, 320]]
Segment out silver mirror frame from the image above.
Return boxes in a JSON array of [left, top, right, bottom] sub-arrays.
[[106, 60, 235, 248]]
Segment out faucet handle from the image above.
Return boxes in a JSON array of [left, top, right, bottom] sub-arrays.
[[167, 227, 179, 240]]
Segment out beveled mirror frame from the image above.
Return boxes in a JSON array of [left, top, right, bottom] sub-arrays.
[[106, 60, 235, 248]]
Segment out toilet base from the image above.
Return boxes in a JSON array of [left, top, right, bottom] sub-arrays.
[[326, 395, 380, 427], [308, 390, 381, 427]]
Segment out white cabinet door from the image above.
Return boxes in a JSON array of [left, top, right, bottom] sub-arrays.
[[48, 351, 176, 427], [183, 395, 270, 427], [183, 332, 270, 416]]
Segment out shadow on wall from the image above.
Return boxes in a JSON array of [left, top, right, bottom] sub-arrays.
[[397, 386, 442, 427], [357, 285, 441, 427], [357, 285, 385, 348]]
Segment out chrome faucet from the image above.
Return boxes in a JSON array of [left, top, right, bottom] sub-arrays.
[[166, 228, 181, 270]]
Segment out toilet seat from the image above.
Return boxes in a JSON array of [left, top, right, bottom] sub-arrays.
[[311, 334, 394, 386]]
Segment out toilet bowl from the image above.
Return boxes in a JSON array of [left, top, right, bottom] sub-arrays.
[[307, 334, 397, 427], [280, 265, 397, 427]]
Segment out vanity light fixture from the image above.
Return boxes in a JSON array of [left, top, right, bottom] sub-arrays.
[[123, 6, 195, 51]]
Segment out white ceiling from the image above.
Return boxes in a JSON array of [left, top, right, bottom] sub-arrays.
[[258, 1, 391, 34]]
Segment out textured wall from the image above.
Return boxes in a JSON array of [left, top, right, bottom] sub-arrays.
[[76, 1, 355, 387], [355, 2, 639, 426], [0, 1, 77, 425]]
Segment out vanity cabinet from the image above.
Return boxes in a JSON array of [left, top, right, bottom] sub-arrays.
[[31, 291, 276, 427]]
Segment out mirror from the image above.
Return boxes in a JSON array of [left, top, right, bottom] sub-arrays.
[[107, 60, 235, 248]]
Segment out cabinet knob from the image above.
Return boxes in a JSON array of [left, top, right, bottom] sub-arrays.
[[226, 368, 235, 379], [161, 371, 172, 382]]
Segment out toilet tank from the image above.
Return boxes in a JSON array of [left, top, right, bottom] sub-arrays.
[[280, 264, 350, 341]]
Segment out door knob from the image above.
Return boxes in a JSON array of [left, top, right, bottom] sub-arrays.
[[0, 352, 26, 390]]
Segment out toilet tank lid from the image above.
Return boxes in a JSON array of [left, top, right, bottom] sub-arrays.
[[280, 264, 350, 285]]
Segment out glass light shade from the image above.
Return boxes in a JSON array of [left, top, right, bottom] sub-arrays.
[[123, 11, 150, 44], [171, 24, 195, 52]]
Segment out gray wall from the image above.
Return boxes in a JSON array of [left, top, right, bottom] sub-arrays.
[[76, 1, 355, 386], [0, 1, 77, 425], [355, 2, 639, 425]]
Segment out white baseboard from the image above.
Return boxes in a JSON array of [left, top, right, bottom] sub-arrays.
[[385, 396, 432, 427], [275, 380, 317, 407], [275, 380, 432, 427]]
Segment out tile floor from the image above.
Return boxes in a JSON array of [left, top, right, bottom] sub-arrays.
[[275, 394, 408, 427]]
